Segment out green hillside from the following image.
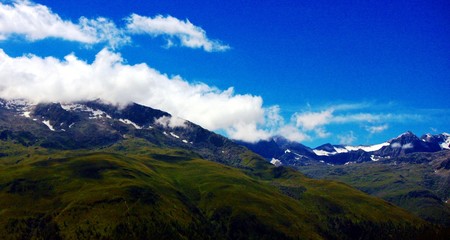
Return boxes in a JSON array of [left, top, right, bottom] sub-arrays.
[[299, 151, 450, 227], [0, 138, 446, 239]]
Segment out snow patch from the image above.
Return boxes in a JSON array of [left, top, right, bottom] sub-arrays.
[[270, 158, 282, 167], [344, 142, 389, 152], [21, 111, 31, 118], [182, 139, 188, 143], [440, 134, 450, 150], [170, 132, 180, 139], [3, 99, 33, 111], [62, 104, 112, 119], [42, 120, 55, 131], [313, 149, 334, 156], [334, 147, 349, 154], [285, 149, 291, 153], [119, 119, 142, 129]]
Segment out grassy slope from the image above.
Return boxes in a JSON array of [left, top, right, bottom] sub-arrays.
[[0, 138, 444, 239], [299, 153, 450, 227]]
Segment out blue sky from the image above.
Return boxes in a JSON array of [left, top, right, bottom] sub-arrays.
[[0, 0, 449, 147]]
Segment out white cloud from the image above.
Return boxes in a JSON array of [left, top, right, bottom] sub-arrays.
[[277, 125, 310, 142], [0, 1, 230, 51], [338, 131, 356, 145], [78, 17, 130, 49], [402, 143, 414, 149], [290, 104, 422, 141], [126, 14, 230, 52], [0, 0, 128, 48], [225, 122, 271, 143], [390, 142, 401, 148], [154, 115, 187, 129], [314, 127, 331, 138], [293, 110, 333, 130], [265, 105, 284, 128], [333, 113, 421, 124], [0, 48, 266, 140], [365, 124, 389, 134]]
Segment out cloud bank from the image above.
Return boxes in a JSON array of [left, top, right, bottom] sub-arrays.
[[0, 47, 424, 143], [0, 48, 268, 141]]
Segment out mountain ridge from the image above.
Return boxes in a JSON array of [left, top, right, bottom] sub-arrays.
[[240, 131, 450, 167]]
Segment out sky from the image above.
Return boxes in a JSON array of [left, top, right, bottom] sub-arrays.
[[0, 0, 449, 147]]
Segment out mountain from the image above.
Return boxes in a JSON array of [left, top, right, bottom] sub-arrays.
[[0, 98, 259, 170], [300, 150, 450, 227], [421, 133, 450, 150], [239, 131, 450, 228], [241, 131, 450, 166], [236, 136, 318, 167], [374, 131, 442, 158], [0, 98, 446, 239]]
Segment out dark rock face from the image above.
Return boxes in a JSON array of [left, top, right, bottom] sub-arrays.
[[236, 138, 286, 159], [34, 103, 80, 131], [84, 101, 169, 126], [374, 132, 442, 158], [439, 158, 450, 170]]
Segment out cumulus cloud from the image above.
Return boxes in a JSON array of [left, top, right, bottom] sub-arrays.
[[225, 122, 271, 143], [0, 1, 228, 51], [126, 14, 230, 52], [0, 48, 269, 140], [0, 0, 128, 47], [0, 0, 91, 42]]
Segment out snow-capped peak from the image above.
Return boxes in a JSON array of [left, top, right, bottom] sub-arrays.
[[393, 131, 417, 140], [313, 142, 389, 156], [343, 142, 389, 152]]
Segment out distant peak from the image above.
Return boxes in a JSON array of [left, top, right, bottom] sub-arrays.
[[392, 131, 417, 139], [398, 131, 415, 137]]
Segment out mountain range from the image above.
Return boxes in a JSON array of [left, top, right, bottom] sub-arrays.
[[239, 131, 450, 166], [0, 98, 449, 239]]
